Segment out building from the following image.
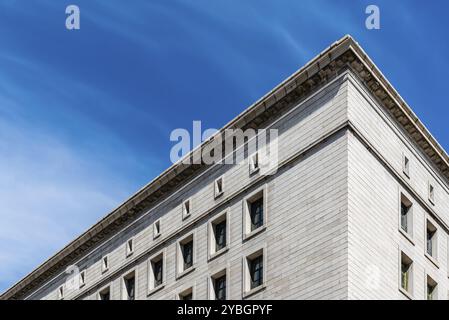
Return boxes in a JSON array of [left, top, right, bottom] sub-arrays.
[[2, 35, 449, 300]]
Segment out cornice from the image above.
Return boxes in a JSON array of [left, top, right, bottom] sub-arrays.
[[2, 35, 448, 300]]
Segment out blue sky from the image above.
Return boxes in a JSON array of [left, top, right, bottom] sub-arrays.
[[1, 0, 448, 293]]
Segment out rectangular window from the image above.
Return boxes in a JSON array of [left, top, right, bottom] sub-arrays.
[[402, 154, 410, 177], [400, 252, 413, 295], [179, 287, 193, 300], [243, 188, 267, 239], [79, 270, 86, 287], [426, 219, 437, 259], [148, 252, 164, 293], [98, 286, 110, 300], [244, 248, 265, 296], [126, 238, 134, 257], [215, 220, 227, 252], [102, 255, 109, 273], [153, 219, 161, 239], [429, 182, 435, 204], [122, 271, 136, 300], [177, 234, 195, 277], [214, 176, 224, 198], [426, 275, 438, 300], [249, 153, 259, 174], [400, 194, 412, 236], [58, 285, 64, 300], [208, 212, 229, 260], [214, 275, 226, 300], [182, 199, 191, 220]]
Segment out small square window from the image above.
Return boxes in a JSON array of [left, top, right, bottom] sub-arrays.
[[426, 220, 438, 260], [426, 275, 438, 300], [399, 194, 413, 237], [182, 199, 191, 220], [249, 153, 259, 175], [428, 182, 435, 204], [153, 219, 161, 239], [58, 285, 64, 300], [214, 176, 224, 198], [402, 154, 410, 178], [126, 238, 134, 257], [209, 269, 227, 300], [177, 234, 195, 277], [122, 271, 136, 300], [208, 212, 228, 260], [400, 252, 413, 296], [102, 255, 109, 273], [98, 286, 110, 300], [148, 252, 164, 294], [79, 270, 86, 288], [178, 287, 193, 300], [243, 188, 267, 239], [243, 248, 265, 297]]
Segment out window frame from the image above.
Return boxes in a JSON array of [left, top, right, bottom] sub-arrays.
[[121, 269, 137, 301], [58, 285, 64, 300], [97, 283, 112, 300], [208, 268, 229, 300], [214, 176, 224, 199], [249, 152, 260, 175], [126, 237, 134, 257], [428, 181, 435, 205], [176, 232, 196, 279], [147, 250, 165, 296], [79, 269, 86, 288], [242, 185, 267, 241], [182, 198, 192, 220], [426, 273, 438, 300], [398, 191, 414, 244], [177, 286, 195, 300], [242, 247, 266, 298], [208, 210, 230, 261], [398, 250, 414, 299], [101, 255, 109, 273], [153, 219, 161, 239], [402, 153, 410, 178], [424, 217, 439, 267]]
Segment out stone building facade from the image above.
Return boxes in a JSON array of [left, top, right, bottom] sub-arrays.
[[2, 35, 449, 300]]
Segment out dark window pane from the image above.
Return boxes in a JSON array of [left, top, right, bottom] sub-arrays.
[[215, 221, 227, 251], [214, 275, 226, 300], [400, 203, 408, 232], [181, 292, 192, 300], [182, 241, 193, 270], [153, 259, 163, 286], [100, 290, 110, 301], [250, 198, 263, 231], [125, 276, 135, 300], [427, 230, 434, 256], [250, 255, 263, 289]]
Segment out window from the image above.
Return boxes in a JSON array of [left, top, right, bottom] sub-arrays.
[[126, 238, 134, 257], [98, 286, 110, 300], [209, 270, 227, 300], [399, 194, 412, 236], [177, 234, 195, 277], [400, 252, 413, 296], [214, 176, 224, 198], [58, 285, 64, 300], [426, 275, 438, 300], [182, 199, 191, 220], [243, 248, 265, 296], [79, 270, 86, 287], [426, 219, 437, 260], [243, 187, 267, 239], [402, 154, 410, 177], [102, 255, 109, 273], [208, 212, 228, 259], [428, 182, 435, 204], [122, 271, 136, 300], [249, 152, 259, 174], [148, 252, 164, 293], [153, 219, 161, 239], [178, 287, 193, 300]]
